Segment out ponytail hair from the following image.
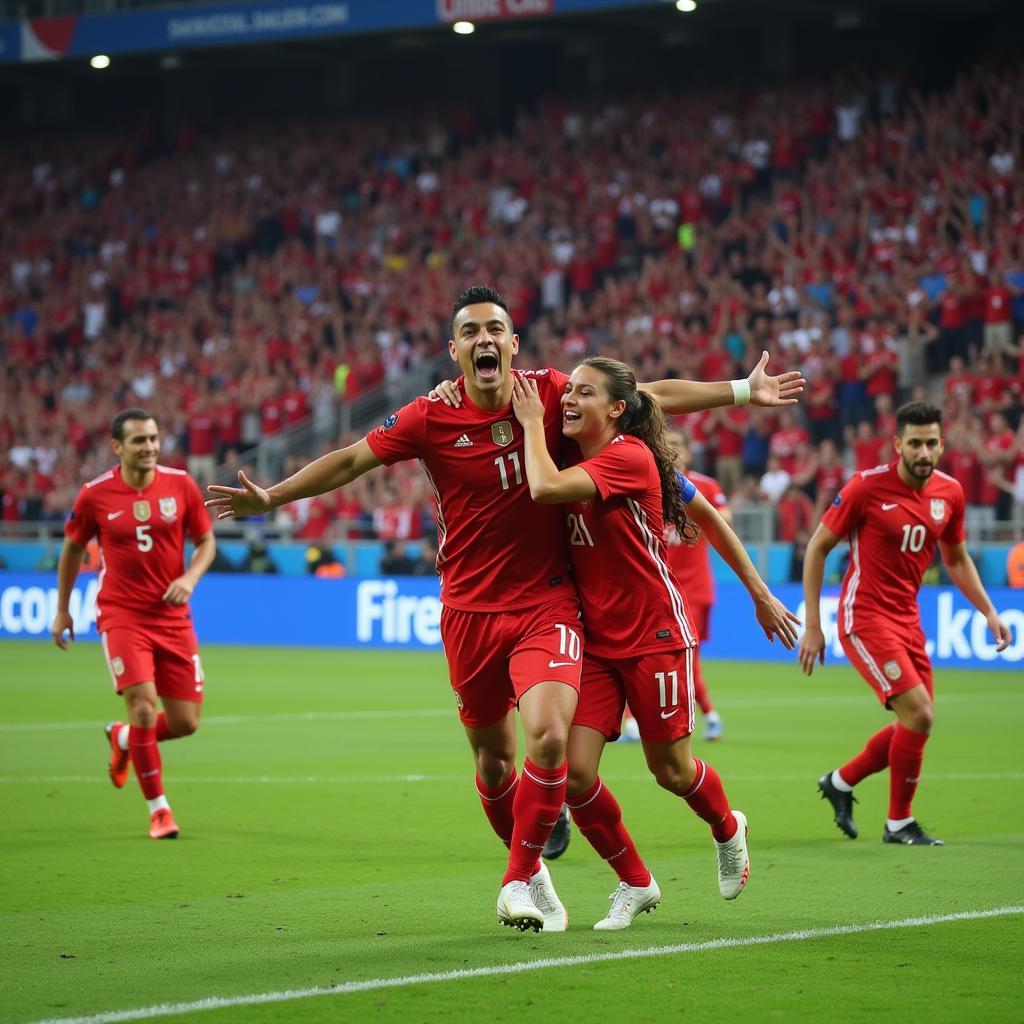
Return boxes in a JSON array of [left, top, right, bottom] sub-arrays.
[[579, 357, 699, 544]]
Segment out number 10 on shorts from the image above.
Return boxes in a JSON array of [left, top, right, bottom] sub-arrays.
[[555, 623, 581, 662]]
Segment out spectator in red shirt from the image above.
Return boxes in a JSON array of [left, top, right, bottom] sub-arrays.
[[776, 483, 816, 542], [850, 420, 888, 473], [705, 405, 747, 496], [186, 402, 217, 487], [768, 410, 810, 475], [983, 268, 1015, 370]]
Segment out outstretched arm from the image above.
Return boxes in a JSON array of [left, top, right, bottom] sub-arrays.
[[798, 522, 842, 675], [205, 438, 383, 519], [686, 491, 800, 648], [641, 351, 805, 414], [510, 377, 597, 503], [940, 541, 1011, 651]]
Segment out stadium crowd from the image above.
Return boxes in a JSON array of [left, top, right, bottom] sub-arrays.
[[3, 61, 1024, 541]]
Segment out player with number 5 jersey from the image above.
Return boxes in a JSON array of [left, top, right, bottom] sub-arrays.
[[206, 285, 805, 932], [511, 358, 800, 929], [52, 408, 216, 841], [800, 401, 1012, 847]]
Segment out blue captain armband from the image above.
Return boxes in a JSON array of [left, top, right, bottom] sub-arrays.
[[676, 470, 698, 504]]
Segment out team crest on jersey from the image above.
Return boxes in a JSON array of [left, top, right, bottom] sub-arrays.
[[491, 420, 514, 447], [883, 660, 902, 681], [832, 494, 842, 507], [133, 500, 151, 521], [159, 497, 178, 522], [930, 499, 946, 523], [382, 413, 398, 431], [111, 657, 125, 677]]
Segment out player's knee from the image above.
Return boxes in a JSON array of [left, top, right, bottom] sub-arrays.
[[909, 705, 933, 734], [128, 702, 158, 728], [651, 758, 696, 796], [475, 751, 514, 789], [566, 764, 596, 798], [526, 726, 569, 768], [172, 718, 200, 737]]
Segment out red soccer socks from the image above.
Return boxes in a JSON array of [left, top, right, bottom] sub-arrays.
[[683, 758, 737, 843], [567, 777, 650, 887], [502, 760, 567, 885], [128, 726, 164, 800], [476, 768, 518, 848], [888, 723, 930, 821], [839, 724, 895, 787]]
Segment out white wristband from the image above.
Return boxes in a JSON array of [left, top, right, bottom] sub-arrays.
[[730, 379, 751, 406]]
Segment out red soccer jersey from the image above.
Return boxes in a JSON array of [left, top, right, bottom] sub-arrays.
[[365, 369, 572, 612], [567, 434, 697, 658], [666, 469, 726, 607], [64, 465, 211, 630], [822, 462, 965, 637]]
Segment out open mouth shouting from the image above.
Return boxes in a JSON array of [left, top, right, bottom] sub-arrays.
[[474, 350, 501, 384]]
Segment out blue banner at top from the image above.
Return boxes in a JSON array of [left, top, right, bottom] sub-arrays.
[[2, 0, 662, 64], [1, 571, 1021, 672]]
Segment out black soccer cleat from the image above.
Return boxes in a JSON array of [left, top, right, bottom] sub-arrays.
[[542, 804, 572, 860], [882, 821, 944, 846], [818, 772, 858, 839]]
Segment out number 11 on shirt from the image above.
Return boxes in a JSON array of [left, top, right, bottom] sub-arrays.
[[494, 452, 523, 490]]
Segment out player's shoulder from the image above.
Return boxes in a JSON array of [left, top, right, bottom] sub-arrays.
[[856, 462, 893, 482], [156, 464, 199, 491], [520, 366, 567, 391], [931, 468, 962, 489], [83, 468, 117, 489], [931, 468, 965, 499], [844, 462, 893, 493], [608, 433, 648, 455]]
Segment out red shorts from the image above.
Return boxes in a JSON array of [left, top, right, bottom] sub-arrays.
[[689, 602, 710, 644], [440, 597, 583, 729], [840, 628, 933, 707], [574, 647, 695, 744], [100, 624, 205, 703]]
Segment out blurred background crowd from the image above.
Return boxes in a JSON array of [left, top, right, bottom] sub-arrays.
[[2, 4, 1023, 571]]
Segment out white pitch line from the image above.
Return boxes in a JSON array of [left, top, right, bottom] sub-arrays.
[[2, 770, 1023, 786], [23, 905, 1024, 1024]]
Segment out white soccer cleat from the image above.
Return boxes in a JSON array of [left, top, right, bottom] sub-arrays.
[[497, 880, 544, 932], [529, 861, 568, 932], [714, 809, 750, 900], [593, 876, 661, 931]]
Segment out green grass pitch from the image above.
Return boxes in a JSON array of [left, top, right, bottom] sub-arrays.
[[2, 640, 1022, 1024]]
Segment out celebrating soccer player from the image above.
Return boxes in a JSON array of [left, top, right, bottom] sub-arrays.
[[207, 285, 804, 931], [509, 359, 799, 928], [799, 401, 1012, 845], [51, 409, 216, 840]]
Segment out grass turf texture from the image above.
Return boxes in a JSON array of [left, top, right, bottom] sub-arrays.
[[1, 641, 1021, 1024]]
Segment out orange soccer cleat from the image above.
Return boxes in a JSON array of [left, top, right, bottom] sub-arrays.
[[104, 721, 130, 789], [148, 807, 180, 840]]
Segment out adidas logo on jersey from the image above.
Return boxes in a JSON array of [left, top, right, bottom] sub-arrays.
[[454, 434, 473, 448]]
